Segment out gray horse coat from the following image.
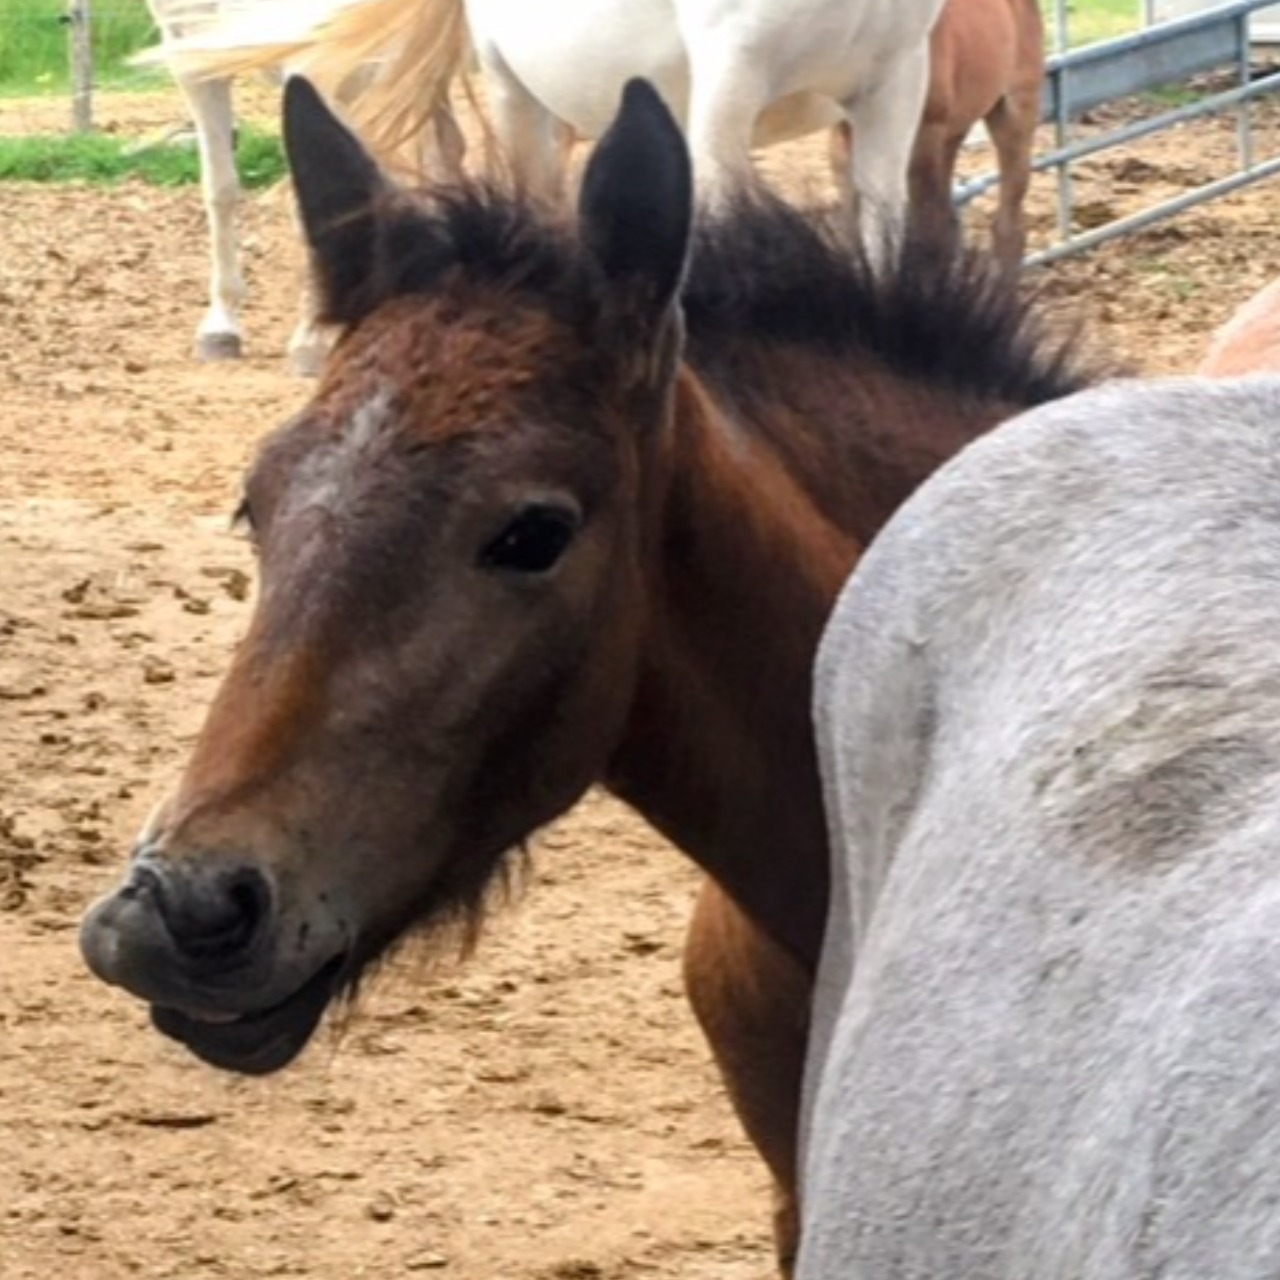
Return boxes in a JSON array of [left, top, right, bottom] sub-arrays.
[[803, 376, 1280, 1278]]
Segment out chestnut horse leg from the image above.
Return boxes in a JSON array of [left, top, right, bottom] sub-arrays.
[[984, 90, 1038, 271], [684, 879, 810, 1277], [907, 121, 965, 263]]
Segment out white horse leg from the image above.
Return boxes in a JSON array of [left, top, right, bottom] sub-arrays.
[[475, 41, 570, 203], [842, 47, 931, 266], [285, 252, 331, 378], [680, 41, 766, 209], [176, 73, 245, 361]]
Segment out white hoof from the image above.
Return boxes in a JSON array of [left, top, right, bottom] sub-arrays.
[[288, 343, 329, 378], [195, 331, 244, 361]]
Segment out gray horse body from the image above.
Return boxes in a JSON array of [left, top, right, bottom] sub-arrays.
[[803, 376, 1280, 1278]]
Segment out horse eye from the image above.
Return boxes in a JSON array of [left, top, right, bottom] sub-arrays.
[[480, 504, 580, 575]]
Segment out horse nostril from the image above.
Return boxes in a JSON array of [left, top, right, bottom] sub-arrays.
[[149, 863, 273, 966]]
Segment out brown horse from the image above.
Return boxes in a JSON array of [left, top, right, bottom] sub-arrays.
[[833, 0, 1045, 269], [80, 77, 1092, 1275], [1199, 277, 1280, 375]]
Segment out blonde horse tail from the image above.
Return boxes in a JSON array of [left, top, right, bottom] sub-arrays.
[[144, 0, 473, 175], [296, 0, 473, 170]]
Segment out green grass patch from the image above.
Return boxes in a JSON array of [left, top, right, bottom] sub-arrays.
[[0, 126, 286, 186], [0, 0, 160, 95], [1143, 82, 1203, 107], [1043, 0, 1144, 49]]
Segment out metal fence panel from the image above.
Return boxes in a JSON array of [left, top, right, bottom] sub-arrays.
[[961, 0, 1280, 264], [1042, 3, 1255, 119]]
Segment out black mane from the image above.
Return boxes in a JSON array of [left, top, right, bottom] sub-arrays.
[[316, 183, 595, 331], [682, 191, 1098, 406], [339, 182, 1098, 407]]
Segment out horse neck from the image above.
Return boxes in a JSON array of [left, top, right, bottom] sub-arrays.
[[603, 349, 992, 969]]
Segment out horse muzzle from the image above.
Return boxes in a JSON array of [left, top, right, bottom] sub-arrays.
[[79, 847, 351, 1075]]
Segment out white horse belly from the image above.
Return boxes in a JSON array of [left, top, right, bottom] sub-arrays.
[[466, 0, 692, 137], [680, 0, 941, 103], [755, 93, 842, 146], [464, 0, 927, 143]]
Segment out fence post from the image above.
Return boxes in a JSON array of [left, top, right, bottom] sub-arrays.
[[68, 0, 93, 133], [1053, 0, 1070, 52]]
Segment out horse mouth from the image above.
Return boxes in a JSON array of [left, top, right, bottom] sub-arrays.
[[150, 954, 348, 1076]]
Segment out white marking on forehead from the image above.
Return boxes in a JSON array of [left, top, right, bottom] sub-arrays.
[[291, 389, 395, 517], [341, 392, 392, 460]]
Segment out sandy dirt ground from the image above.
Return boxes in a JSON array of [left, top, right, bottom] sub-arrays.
[[2, 79, 1279, 1280]]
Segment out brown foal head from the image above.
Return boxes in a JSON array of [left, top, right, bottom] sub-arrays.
[[80, 77, 692, 1073]]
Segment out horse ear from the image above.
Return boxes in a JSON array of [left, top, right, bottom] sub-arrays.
[[283, 76, 390, 324], [578, 79, 693, 328]]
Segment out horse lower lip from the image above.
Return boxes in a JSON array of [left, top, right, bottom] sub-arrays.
[[152, 954, 347, 1074], [176, 1006, 243, 1025]]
